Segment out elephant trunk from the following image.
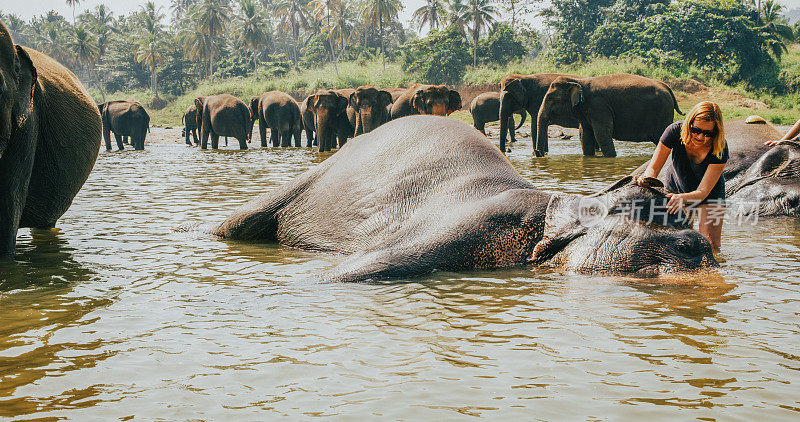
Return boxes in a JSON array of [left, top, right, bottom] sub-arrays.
[[498, 92, 513, 152], [535, 107, 550, 157], [315, 109, 334, 151]]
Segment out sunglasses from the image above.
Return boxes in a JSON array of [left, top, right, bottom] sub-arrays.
[[689, 125, 717, 138]]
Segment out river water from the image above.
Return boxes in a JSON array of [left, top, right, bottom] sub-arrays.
[[1, 127, 798, 419]]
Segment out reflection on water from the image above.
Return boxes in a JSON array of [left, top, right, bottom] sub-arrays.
[[0, 135, 798, 419]]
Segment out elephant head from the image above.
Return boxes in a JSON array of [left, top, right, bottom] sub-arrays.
[[536, 76, 584, 156], [727, 139, 800, 218], [531, 178, 718, 276], [0, 26, 37, 159], [411, 85, 462, 116], [309, 89, 348, 152], [500, 75, 528, 109], [194, 96, 207, 134], [349, 85, 393, 135], [248, 95, 260, 140]]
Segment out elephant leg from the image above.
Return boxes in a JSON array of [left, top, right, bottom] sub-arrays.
[[237, 137, 247, 150], [211, 132, 219, 149], [0, 133, 36, 256], [200, 127, 209, 149], [185, 129, 192, 145], [294, 129, 302, 147], [224, 136, 228, 147], [474, 121, 486, 136], [508, 117, 517, 142], [579, 125, 596, 156], [281, 132, 291, 147], [192, 130, 199, 145], [259, 117, 268, 147], [305, 129, 314, 147], [103, 126, 112, 151], [591, 123, 616, 157], [271, 128, 279, 148], [114, 133, 124, 150]]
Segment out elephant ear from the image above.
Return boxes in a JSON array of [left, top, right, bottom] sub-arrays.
[[447, 90, 462, 115], [528, 194, 588, 266], [411, 89, 425, 114], [569, 83, 584, 107], [310, 94, 322, 111], [250, 96, 260, 115], [336, 93, 349, 116], [503, 78, 527, 107], [0, 45, 36, 158], [348, 92, 358, 109], [194, 97, 204, 110], [378, 90, 393, 107]]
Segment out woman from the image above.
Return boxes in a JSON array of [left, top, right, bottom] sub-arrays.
[[636, 101, 729, 252]]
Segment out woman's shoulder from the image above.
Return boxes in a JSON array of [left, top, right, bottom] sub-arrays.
[[660, 121, 683, 147]]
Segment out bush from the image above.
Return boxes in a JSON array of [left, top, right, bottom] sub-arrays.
[[477, 23, 527, 65], [399, 26, 471, 85]]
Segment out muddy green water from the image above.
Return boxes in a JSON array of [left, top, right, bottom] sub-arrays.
[[1, 130, 799, 419]]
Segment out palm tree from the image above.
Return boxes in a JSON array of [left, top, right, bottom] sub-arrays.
[[40, 23, 69, 64], [237, 0, 270, 73], [171, 0, 196, 20], [361, 0, 402, 70], [135, 2, 167, 98], [758, 0, 794, 60], [273, 0, 310, 65], [66, 0, 81, 25], [194, 0, 229, 76], [91, 5, 114, 59], [446, 0, 468, 33], [309, 0, 341, 77], [461, 0, 496, 66], [329, 0, 356, 58], [412, 0, 447, 32], [70, 25, 99, 67]]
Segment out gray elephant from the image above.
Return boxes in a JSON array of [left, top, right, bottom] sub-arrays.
[[182, 104, 199, 146], [390, 84, 461, 120], [470, 92, 526, 143], [251, 91, 302, 148], [0, 22, 101, 256], [209, 116, 717, 282], [631, 118, 799, 219], [349, 85, 393, 135], [498, 73, 581, 153], [536, 73, 684, 157], [299, 96, 315, 147], [195, 94, 250, 150], [99, 100, 150, 150], [306, 89, 354, 152]]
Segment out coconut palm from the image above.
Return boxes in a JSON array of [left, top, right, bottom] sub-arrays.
[[309, 0, 341, 76], [273, 0, 310, 65], [460, 0, 496, 66], [329, 0, 356, 57], [170, 0, 196, 21], [135, 2, 167, 98], [40, 23, 69, 64], [65, 0, 81, 25], [70, 25, 99, 67], [758, 0, 794, 60], [361, 0, 402, 70], [446, 0, 469, 33], [412, 0, 447, 32], [237, 0, 270, 73], [193, 0, 229, 76]]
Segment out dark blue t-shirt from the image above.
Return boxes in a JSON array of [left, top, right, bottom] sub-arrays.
[[660, 121, 729, 202]]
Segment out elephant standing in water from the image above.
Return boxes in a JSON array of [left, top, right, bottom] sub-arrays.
[[0, 22, 101, 256], [210, 116, 717, 282], [99, 100, 150, 150], [536, 73, 683, 157], [470, 92, 526, 143], [182, 104, 199, 145], [195, 94, 250, 149], [631, 118, 800, 219], [307, 89, 353, 152], [252, 91, 302, 148], [348, 85, 393, 135], [498, 73, 581, 153], [299, 97, 315, 147], [390, 84, 462, 119]]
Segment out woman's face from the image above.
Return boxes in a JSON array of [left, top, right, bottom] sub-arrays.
[[689, 119, 716, 144]]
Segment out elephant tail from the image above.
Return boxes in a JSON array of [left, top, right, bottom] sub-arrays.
[[515, 110, 527, 130], [665, 85, 684, 116]]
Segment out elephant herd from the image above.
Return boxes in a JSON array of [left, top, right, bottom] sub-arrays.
[[175, 83, 462, 153], [4, 18, 800, 284]]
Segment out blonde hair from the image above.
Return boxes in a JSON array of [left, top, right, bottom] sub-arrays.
[[681, 101, 726, 159]]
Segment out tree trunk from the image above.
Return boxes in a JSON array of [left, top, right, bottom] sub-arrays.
[[380, 15, 385, 70], [328, 13, 339, 78], [473, 17, 478, 67]]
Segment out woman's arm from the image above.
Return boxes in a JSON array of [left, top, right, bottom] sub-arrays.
[[665, 163, 725, 213], [766, 119, 800, 146], [637, 143, 672, 184]]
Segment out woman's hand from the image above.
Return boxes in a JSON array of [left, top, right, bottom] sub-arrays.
[[665, 193, 686, 214], [764, 139, 784, 147]]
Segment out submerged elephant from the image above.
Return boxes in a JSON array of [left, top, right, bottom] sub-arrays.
[[99, 100, 150, 150], [210, 116, 717, 282], [349, 85, 393, 135], [498, 73, 581, 153], [252, 91, 302, 148], [195, 94, 250, 150], [0, 22, 101, 256], [536, 73, 683, 157], [470, 92, 526, 144], [390, 84, 461, 120], [182, 104, 199, 145], [631, 118, 799, 218]]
